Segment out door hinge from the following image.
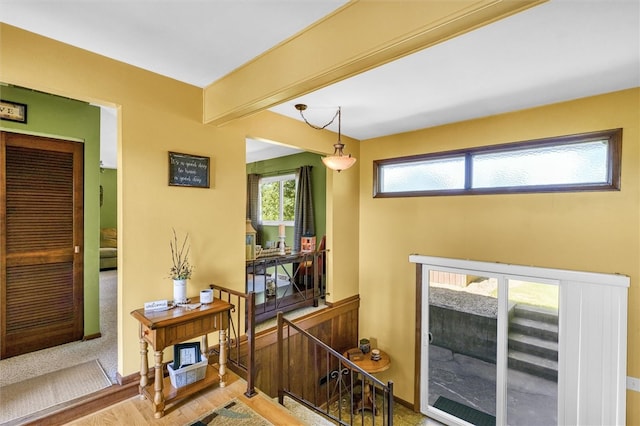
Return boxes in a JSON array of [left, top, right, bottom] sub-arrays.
[[74, 245, 80, 253]]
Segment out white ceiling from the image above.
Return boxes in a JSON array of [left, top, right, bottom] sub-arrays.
[[272, 0, 640, 140], [1, 0, 638, 166]]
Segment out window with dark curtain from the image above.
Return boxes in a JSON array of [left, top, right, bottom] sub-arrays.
[[293, 165, 315, 252]]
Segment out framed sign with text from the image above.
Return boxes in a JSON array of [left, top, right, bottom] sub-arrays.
[[173, 342, 201, 369], [0, 100, 27, 123], [168, 151, 210, 188]]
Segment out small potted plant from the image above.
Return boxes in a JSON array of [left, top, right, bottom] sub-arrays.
[[169, 229, 193, 304]]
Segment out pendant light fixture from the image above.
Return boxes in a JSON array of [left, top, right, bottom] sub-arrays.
[[295, 104, 357, 172]]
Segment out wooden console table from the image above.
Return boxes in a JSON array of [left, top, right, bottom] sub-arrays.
[[131, 298, 233, 418]]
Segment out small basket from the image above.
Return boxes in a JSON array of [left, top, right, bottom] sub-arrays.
[[167, 356, 208, 388]]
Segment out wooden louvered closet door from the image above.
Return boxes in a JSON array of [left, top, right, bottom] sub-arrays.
[[1, 131, 84, 358]]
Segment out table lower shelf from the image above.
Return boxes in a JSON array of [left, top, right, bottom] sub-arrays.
[[141, 364, 222, 405]]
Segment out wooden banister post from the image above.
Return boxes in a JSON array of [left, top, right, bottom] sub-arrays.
[[277, 311, 284, 405]]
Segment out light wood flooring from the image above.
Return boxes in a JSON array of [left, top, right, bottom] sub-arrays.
[[68, 371, 304, 426]]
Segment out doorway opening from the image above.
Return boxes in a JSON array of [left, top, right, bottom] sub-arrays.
[[0, 88, 119, 392]]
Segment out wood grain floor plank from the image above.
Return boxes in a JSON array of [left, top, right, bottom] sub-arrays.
[[68, 371, 304, 426], [240, 392, 305, 425]]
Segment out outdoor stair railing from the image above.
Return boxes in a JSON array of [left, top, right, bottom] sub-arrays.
[[277, 312, 394, 426], [209, 284, 257, 398]]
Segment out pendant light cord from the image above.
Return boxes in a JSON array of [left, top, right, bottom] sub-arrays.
[[296, 107, 340, 131]]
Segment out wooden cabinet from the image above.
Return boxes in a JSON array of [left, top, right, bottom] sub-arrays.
[[131, 298, 233, 418]]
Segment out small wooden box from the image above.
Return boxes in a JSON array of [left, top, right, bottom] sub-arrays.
[[301, 236, 316, 252], [347, 349, 364, 361]]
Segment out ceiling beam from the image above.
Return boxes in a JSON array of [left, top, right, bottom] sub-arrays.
[[203, 0, 546, 126]]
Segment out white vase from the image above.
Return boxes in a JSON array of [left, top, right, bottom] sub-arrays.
[[173, 279, 187, 304]]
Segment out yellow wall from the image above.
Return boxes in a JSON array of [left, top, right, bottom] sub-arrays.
[[358, 88, 639, 419], [0, 23, 360, 378], [1, 23, 238, 373]]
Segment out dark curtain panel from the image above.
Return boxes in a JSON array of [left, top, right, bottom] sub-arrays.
[[246, 173, 262, 245], [294, 165, 315, 252]]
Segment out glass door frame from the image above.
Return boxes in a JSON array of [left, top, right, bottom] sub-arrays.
[[417, 258, 559, 426], [420, 265, 560, 425]]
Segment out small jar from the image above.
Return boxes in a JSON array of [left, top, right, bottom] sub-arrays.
[[266, 279, 276, 297], [359, 338, 370, 354]]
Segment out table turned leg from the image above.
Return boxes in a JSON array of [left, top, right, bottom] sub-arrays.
[[356, 378, 377, 415], [218, 329, 227, 387], [153, 350, 165, 418], [138, 325, 148, 399], [201, 333, 209, 360], [364, 382, 377, 415]]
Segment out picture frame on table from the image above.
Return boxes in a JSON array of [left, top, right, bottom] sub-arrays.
[[173, 342, 201, 369]]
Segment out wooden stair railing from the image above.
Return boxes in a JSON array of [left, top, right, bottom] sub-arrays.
[[277, 312, 394, 426]]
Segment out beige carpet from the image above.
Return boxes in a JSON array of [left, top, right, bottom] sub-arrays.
[[0, 270, 117, 388], [0, 359, 111, 425]]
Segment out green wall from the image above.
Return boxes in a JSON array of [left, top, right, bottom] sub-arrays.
[[0, 84, 101, 337], [247, 151, 326, 249], [100, 168, 117, 229]]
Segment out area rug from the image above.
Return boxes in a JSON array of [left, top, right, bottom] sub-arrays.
[[0, 359, 111, 425], [433, 396, 496, 426], [188, 398, 274, 426]]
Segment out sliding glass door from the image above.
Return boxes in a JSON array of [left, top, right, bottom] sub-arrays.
[[414, 254, 629, 425], [425, 268, 558, 425]]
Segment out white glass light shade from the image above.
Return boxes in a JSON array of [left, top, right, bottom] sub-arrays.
[[295, 104, 357, 172], [322, 154, 357, 172]]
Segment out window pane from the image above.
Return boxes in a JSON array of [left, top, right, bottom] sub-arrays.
[[429, 270, 497, 422], [260, 181, 280, 221], [259, 173, 296, 224], [374, 129, 620, 197], [283, 179, 296, 221], [472, 141, 609, 188], [380, 156, 465, 192], [507, 280, 558, 425]]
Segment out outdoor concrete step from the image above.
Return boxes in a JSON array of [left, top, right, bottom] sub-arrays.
[[510, 317, 558, 341], [508, 349, 558, 381], [508, 332, 558, 360], [513, 304, 558, 325]]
